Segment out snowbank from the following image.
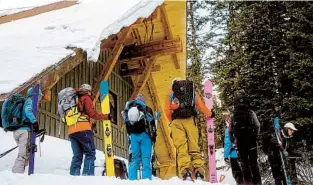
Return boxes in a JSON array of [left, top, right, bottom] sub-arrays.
[[0, 0, 163, 94], [0, 128, 234, 184]]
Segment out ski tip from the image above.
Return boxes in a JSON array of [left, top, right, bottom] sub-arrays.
[[100, 81, 109, 100]]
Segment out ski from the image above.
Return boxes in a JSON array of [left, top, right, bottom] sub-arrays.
[[28, 84, 40, 175], [100, 80, 115, 177], [204, 80, 217, 183], [274, 117, 291, 185]]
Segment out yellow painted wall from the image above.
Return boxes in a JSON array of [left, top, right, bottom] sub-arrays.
[[137, 1, 187, 179]]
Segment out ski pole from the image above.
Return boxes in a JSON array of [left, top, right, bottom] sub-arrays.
[[0, 129, 46, 159]]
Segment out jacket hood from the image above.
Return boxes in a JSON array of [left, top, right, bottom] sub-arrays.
[[27, 87, 43, 98]]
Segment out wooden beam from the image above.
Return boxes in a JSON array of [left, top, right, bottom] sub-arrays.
[[120, 38, 181, 62], [129, 57, 156, 100], [92, 27, 132, 104], [146, 76, 176, 160], [121, 65, 160, 77], [160, 4, 180, 69]]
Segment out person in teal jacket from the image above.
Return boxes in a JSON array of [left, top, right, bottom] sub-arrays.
[[223, 111, 243, 185], [12, 87, 42, 173]]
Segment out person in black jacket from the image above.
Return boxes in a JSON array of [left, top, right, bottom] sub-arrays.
[[267, 122, 300, 185], [230, 94, 261, 185]]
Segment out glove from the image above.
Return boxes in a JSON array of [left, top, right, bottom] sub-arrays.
[[4, 128, 8, 132], [282, 150, 289, 157], [33, 122, 39, 132], [210, 109, 215, 118], [224, 158, 230, 165]]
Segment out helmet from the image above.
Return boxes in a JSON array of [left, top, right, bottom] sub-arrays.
[[128, 107, 141, 124], [284, 122, 297, 131]]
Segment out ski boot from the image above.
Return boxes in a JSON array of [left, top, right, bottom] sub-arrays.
[[181, 168, 194, 181], [194, 168, 205, 181]]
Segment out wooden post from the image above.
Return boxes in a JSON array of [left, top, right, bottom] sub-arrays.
[[92, 27, 132, 104]]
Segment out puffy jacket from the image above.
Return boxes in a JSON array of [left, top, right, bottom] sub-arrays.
[[224, 127, 238, 159], [68, 91, 108, 135], [20, 88, 42, 131], [268, 127, 301, 157]]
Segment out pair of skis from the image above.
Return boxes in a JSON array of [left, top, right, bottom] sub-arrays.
[[204, 80, 218, 183], [99, 81, 115, 177], [28, 84, 40, 175]]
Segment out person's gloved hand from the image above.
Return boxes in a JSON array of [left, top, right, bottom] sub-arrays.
[[4, 128, 8, 132], [224, 158, 230, 165], [33, 122, 39, 132], [282, 150, 289, 157]]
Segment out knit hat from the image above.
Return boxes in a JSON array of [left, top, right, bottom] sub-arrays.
[[79, 84, 92, 92], [135, 94, 145, 102]]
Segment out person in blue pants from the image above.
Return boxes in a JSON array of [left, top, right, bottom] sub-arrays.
[[122, 94, 156, 180], [223, 111, 243, 185]]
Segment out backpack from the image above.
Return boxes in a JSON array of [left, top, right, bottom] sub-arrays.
[[232, 104, 255, 136], [122, 100, 156, 140], [57, 87, 81, 126], [171, 80, 197, 119], [1, 94, 25, 131]]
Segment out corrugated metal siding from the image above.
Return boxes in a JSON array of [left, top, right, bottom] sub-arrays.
[[38, 50, 133, 159]]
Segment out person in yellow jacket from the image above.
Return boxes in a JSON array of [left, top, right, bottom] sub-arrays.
[[164, 78, 215, 180]]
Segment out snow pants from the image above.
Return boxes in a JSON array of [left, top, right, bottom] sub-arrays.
[[230, 158, 244, 184], [171, 117, 204, 177], [12, 130, 29, 173], [69, 130, 96, 176], [128, 132, 152, 180], [237, 135, 261, 185], [268, 153, 286, 185]]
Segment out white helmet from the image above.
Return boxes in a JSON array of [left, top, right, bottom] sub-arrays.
[[127, 107, 144, 124], [284, 122, 297, 131]]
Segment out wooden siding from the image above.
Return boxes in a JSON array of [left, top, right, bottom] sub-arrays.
[[38, 50, 133, 159]]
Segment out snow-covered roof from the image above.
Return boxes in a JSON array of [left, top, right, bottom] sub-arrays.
[[0, 0, 163, 94], [0, 0, 64, 16]]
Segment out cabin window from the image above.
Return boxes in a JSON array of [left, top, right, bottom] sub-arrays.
[[109, 91, 118, 124]]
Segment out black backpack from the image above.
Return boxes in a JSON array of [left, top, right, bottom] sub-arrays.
[[171, 80, 197, 119], [232, 104, 255, 136]]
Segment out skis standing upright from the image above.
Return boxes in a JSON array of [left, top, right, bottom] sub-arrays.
[[204, 80, 217, 183], [274, 117, 291, 185], [28, 84, 40, 175], [100, 81, 115, 177]]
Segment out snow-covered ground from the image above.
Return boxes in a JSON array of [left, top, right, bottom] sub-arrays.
[[0, 128, 235, 185]]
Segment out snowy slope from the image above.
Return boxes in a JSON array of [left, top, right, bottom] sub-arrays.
[[0, 0, 163, 94], [0, 128, 235, 185], [0, 0, 63, 16]]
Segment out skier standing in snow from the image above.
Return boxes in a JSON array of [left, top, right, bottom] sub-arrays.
[[223, 111, 243, 185], [267, 122, 300, 185], [164, 78, 214, 180], [68, 84, 110, 176], [1, 87, 43, 173], [229, 93, 261, 185], [121, 94, 156, 180]]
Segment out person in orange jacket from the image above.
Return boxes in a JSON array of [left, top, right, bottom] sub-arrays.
[[69, 84, 110, 176], [164, 78, 215, 180]]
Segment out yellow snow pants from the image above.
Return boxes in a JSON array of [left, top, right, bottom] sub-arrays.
[[171, 117, 204, 177]]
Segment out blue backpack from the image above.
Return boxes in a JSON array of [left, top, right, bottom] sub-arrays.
[[1, 94, 25, 131]]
